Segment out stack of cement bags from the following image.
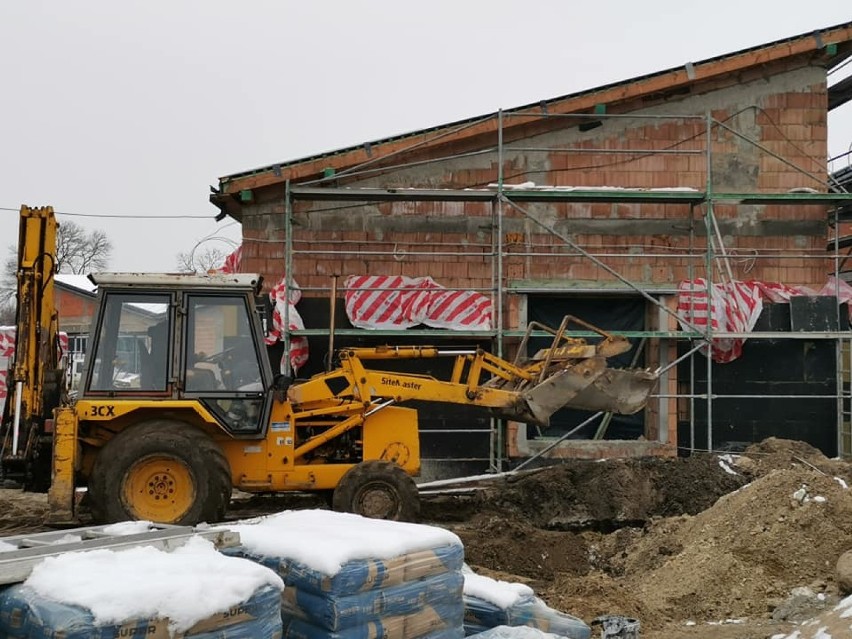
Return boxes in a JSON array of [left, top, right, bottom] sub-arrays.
[[0, 536, 284, 639], [224, 510, 466, 639], [462, 571, 590, 639]]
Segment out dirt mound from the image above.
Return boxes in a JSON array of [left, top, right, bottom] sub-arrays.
[[738, 437, 852, 481], [541, 572, 660, 631], [621, 467, 852, 623], [463, 455, 745, 530], [437, 443, 852, 634], [455, 516, 590, 582]]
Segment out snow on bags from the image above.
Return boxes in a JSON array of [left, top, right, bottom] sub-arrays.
[[0, 584, 282, 639], [221, 510, 466, 639], [462, 573, 590, 639], [0, 536, 285, 639]]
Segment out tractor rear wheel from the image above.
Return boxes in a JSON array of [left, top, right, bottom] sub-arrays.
[[88, 420, 231, 525], [332, 460, 420, 522]]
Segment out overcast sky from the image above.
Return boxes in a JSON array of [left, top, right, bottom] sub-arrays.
[[1, 1, 851, 272]]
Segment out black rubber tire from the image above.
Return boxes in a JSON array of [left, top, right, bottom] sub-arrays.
[[87, 420, 232, 525], [332, 460, 420, 522]]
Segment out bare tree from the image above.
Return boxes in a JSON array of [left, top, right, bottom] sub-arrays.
[[54, 221, 112, 274], [175, 246, 228, 273], [1, 221, 113, 310]]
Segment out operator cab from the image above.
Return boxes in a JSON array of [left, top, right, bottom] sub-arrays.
[[82, 273, 273, 435]]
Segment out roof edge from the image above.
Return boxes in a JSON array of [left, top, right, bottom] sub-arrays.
[[216, 20, 852, 196]]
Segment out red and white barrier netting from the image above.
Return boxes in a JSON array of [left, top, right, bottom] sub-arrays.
[[343, 275, 492, 331], [217, 246, 309, 374], [677, 276, 852, 363], [0, 329, 68, 415]]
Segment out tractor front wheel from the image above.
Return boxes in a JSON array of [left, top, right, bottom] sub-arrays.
[[88, 420, 232, 525], [332, 460, 420, 522]]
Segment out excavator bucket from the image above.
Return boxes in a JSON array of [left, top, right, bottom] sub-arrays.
[[564, 367, 658, 415], [521, 357, 607, 424], [511, 315, 660, 424], [520, 358, 658, 424]]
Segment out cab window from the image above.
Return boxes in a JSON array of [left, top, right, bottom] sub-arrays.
[[184, 295, 265, 433], [88, 294, 170, 392], [184, 295, 262, 392]]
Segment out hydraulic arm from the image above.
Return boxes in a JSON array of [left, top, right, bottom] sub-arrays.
[[0, 206, 64, 489], [288, 319, 657, 426]]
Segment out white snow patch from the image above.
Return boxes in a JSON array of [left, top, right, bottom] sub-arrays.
[[813, 495, 828, 503], [24, 535, 283, 633], [717, 455, 739, 476], [684, 620, 696, 626], [463, 572, 534, 609], [0, 540, 18, 553], [484, 183, 699, 193], [101, 520, 156, 536], [488, 182, 537, 190], [467, 626, 564, 639], [834, 477, 849, 490], [472, 626, 562, 639], [648, 187, 700, 192], [52, 534, 83, 545], [55, 274, 96, 294], [223, 510, 461, 576], [837, 593, 852, 618]]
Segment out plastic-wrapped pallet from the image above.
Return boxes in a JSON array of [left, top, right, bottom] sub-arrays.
[[0, 536, 284, 639], [223, 510, 466, 639], [462, 572, 590, 639]]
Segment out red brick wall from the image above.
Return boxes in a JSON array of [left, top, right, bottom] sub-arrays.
[[239, 63, 831, 316], [56, 288, 97, 333]]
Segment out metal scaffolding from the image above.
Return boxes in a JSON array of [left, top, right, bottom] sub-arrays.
[[276, 109, 852, 469]]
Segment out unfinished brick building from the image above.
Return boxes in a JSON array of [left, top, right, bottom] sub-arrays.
[[212, 22, 852, 478]]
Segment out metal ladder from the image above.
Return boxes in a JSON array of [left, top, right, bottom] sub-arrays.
[[0, 523, 239, 585]]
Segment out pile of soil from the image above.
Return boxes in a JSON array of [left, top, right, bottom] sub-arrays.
[[436, 440, 852, 638]]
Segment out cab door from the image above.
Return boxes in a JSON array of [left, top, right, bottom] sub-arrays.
[[180, 293, 273, 436]]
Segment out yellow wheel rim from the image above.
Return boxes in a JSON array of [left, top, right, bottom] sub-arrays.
[[121, 455, 196, 523]]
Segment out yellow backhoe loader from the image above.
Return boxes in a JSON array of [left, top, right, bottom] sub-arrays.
[[1, 206, 657, 525]]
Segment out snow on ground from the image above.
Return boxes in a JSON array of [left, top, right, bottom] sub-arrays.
[[101, 520, 155, 535], [470, 626, 566, 639], [0, 540, 17, 552], [24, 536, 283, 633], [463, 572, 534, 608], [222, 509, 461, 576], [773, 593, 852, 638], [717, 454, 740, 476]]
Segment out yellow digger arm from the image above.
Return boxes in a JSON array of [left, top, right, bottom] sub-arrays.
[[288, 326, 657, 425]]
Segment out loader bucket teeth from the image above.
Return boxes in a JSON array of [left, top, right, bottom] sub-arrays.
[[566, 368, 658, 415], [521, 357, 607, 424]]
